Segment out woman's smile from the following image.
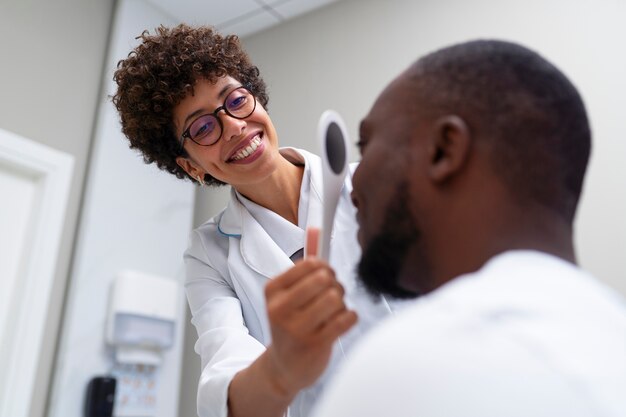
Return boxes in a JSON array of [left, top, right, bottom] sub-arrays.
[[228, 133, 265, 164]]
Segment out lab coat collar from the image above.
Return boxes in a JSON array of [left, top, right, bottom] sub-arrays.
[[216, 189, 244, 238]]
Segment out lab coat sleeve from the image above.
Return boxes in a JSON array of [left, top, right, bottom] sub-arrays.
[[184, 229, 266, 417]]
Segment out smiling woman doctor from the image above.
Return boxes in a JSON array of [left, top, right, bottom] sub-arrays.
[[112, 24, 394, 417]]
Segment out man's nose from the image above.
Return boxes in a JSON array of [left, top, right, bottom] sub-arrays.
[[350, 190, 360, 209]]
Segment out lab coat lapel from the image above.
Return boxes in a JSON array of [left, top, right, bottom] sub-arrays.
[[219, 188, 294, 280], [240, 209, 294, 279]]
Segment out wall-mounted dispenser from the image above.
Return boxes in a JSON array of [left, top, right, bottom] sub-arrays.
[[105, 270, 180, 416], [106, 270, 179, 365]]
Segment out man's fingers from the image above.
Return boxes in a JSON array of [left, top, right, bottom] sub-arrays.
[[305, 227, 320, 258]]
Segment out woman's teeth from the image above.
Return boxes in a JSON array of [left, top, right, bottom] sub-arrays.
[[232, 136, 261, 161]]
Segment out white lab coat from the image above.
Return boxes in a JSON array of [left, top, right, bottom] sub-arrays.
[[184, 148, 393, 417]]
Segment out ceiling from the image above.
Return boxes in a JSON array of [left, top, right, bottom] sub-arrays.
[[145, 0, 341, 38]]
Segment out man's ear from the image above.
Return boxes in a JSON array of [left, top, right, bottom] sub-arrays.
[[176, 156, 204, 179], [427, 115, 471, 183]]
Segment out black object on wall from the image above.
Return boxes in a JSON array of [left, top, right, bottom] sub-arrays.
[[84, 376, 116, 417]]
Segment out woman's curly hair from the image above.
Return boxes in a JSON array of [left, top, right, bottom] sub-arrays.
[[112, 24, 269, 186]]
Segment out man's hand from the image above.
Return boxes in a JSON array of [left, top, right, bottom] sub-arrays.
[[264, 227, 358, 397]]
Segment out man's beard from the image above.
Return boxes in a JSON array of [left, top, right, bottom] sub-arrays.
[[357, 181, 422, 299]]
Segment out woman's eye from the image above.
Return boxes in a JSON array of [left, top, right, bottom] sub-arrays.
[[196, 124, 209, 136], [192, 117, 215, 138], [228, 95, 246, 110]]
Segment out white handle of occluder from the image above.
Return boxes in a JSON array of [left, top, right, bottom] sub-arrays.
[[317, 110, 350, 261]]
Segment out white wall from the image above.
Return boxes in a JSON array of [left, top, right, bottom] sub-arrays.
[[48, 1, 195, 417], [240, 0, 626, 295]]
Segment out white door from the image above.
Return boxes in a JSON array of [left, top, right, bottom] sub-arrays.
[[0, 128, 73, 417]]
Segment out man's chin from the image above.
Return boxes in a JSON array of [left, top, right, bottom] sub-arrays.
[[357, 237, 420, 300], [357, 179, 421, 300]]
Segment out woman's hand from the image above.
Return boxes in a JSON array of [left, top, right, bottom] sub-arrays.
[[227, 228, 357, 417], [263, 228, 358, 397]]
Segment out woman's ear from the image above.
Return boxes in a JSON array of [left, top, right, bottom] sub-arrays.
[[176, 156, 203, 179], [427, 115, 471, 183]]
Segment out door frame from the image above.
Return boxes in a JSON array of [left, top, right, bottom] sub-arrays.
[[0, 128, 74, 417]]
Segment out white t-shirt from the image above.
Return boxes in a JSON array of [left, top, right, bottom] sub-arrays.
[[312, 251, 626, 417]]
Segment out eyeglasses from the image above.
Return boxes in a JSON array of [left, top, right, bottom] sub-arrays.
[[179, 86, 257, 149]]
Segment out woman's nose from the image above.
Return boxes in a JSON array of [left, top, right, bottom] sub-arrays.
[[221, 115, 247, 142]]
